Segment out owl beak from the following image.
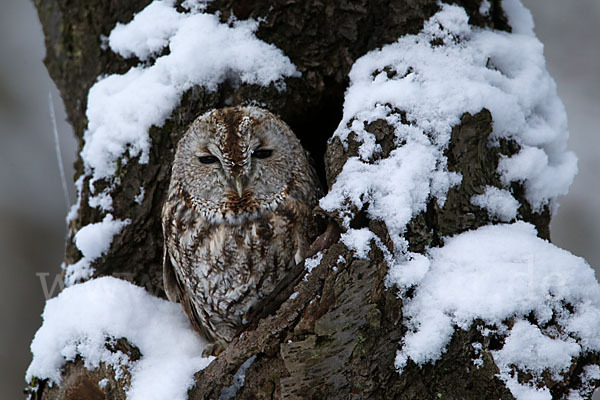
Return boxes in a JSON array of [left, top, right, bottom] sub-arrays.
[[234, 176, 244, 197]]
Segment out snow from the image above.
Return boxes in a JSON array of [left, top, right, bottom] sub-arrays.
[[319, 2, 597, 398], [390, 222, 600, 398], [32, 1, 598, 397], [66, 175, 83, 224], [109, 1, 183, 61], [479, 0, 491, 16], [26, 277, 213, 399], [304, 252, 323, 274], [471, 342, 484, 369], [471, 186, 519, 222], [63, 214, 130, 286], [320, 2, 576, 243], [339, 228, 375, 260], [494, 320, 580, 383], [504, 382, 551, 400], [568, 366, 600, 400], [74, 214, 129, 260], [181, 0, 212, 13], [86, 0, 299, 183], [32, 1, 300, 390], [134, 187, 145, 205], [498, 146, 576, 211], [63, 258, 94, 287], [67, 0, 299, 284], [502, 0, 535, 36], [88, 192, 113, 211]]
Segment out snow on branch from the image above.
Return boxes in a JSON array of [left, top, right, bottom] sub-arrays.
[[30, 0, 600, 398], [64, 214, 130, 285], [392, 222, 600, 398], [87, 0, 299, 182], [32, 2, 301, 395], [320, 1, 598, 398], [65, 0, 300, 285], [321, 1, 575, 244], [26, 277, 213, 399]]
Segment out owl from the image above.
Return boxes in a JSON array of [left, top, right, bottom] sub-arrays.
[[162, 106, 322, 354]]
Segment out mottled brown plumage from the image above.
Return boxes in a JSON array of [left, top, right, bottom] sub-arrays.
[[162, 106, 321, 353]]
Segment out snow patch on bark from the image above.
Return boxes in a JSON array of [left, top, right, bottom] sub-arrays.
[[66, 0, 300, 284], [26, 277, 213, 399], [321, 2, 596, 398], [471, 186, 519, 222], [64, 215, 130, 286], [86, 0, 299, 182], [392, 222, 600, 399]]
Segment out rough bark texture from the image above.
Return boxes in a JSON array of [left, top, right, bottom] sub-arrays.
[[28, 0, 593, 399]]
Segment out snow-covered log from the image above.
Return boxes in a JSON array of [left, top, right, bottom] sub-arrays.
[[27, 0, 600, 399]]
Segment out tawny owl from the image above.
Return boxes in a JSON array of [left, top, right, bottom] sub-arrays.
[[162, 106, 322, 353]]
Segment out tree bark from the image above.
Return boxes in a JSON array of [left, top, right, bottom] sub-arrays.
[[28, 0, 595, 399]]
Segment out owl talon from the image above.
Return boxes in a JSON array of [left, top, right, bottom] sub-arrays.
[[203, 341, 227, 357]]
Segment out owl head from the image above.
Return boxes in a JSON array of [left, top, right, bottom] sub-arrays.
[[170, 106, 314, 223]]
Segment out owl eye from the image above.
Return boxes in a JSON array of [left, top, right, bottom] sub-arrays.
[[198, 155, 218, 164], [252, 149, 272, 159]]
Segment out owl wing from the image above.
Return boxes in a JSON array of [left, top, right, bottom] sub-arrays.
[[163, 239, 206, 336], [162, 241, 182, 303]]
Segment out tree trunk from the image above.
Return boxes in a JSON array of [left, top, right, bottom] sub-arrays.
[[28, 0, 598, 399]]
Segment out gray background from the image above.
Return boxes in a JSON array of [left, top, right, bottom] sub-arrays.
[[0, 0, 597, 397]]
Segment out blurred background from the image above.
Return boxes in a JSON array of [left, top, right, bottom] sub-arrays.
[[0, 0, 598, 397]]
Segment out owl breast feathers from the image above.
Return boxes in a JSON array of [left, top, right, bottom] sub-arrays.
[[162, 106, 322, 350]]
